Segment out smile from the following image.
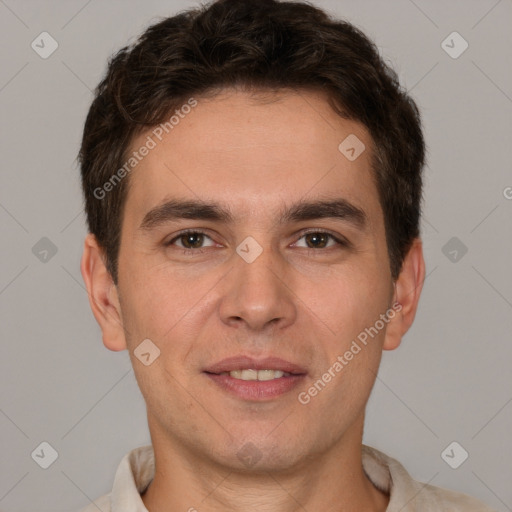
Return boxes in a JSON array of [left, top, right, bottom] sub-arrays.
[[219, 369, 292, 380]]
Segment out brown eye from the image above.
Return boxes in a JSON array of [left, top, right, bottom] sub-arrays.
[[304, 232, 330, 248], [294, 231, 346, 250], [166, 231, 215, 250], [180, 232, 205, 249]]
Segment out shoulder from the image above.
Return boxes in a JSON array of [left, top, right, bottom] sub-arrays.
[[362, 445, 496, 511], [73, 444, 154, 512], [414, 482, 496, 511]]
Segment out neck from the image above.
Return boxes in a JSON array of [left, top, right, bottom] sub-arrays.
[[141, 414, 389, 512]]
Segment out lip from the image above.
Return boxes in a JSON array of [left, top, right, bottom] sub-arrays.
[[205, 373, 306, 401], [203, 355, 308, 402], [203, 355, 308, 375]]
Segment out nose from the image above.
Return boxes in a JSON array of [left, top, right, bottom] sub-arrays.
[[219, 240, 297, 333]]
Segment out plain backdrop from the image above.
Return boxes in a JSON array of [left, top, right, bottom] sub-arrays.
[[1, 0, 511, 511]]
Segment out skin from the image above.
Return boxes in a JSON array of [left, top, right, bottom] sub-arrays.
[[81, 88, 425, 512]]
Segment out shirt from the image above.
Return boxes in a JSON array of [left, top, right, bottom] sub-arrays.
[[78, 444, 496, 511]]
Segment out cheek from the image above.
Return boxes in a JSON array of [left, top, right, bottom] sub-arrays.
[[303, 273, 391, 407], [118, 261, 216, 363], [310, 265, 392, 344]]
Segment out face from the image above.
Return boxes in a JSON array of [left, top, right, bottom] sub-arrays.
[[91, 89, 412, 471]]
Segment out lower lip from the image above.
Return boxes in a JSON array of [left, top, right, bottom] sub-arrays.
[[205, 373, 306, 401]]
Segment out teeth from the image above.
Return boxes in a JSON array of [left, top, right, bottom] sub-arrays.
[[226, 369, 287, 381]]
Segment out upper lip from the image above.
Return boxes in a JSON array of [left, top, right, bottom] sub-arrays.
[[204, 356, 307, 375]]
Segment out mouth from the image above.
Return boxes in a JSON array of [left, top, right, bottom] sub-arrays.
[[203, 356, 307, 401], [217, 369, 293, 380]]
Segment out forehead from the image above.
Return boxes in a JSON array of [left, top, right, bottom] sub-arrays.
[[123, 88, 380, 226]]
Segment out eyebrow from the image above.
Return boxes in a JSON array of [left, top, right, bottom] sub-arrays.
[[139, 197, 367, 231]]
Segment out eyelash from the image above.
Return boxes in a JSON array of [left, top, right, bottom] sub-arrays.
[[165, 229, 349, 254]]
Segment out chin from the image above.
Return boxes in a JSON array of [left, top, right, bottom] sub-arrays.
[[213, 434, 310, 474]]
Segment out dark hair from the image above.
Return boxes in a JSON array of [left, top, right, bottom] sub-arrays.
[[79, 0, 425, 283]]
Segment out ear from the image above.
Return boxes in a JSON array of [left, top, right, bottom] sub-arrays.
[[80, 233, 127, 352], [382, 239, 425, 351]]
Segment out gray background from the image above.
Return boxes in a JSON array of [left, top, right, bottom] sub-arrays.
[[1, 0, 511, 510]]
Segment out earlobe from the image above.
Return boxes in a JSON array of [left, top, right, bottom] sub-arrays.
[[382, 239, 425, 351], [80, 233, 127, 352]]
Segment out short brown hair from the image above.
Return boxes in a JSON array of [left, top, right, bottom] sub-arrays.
[[79, 0, 425, 283]]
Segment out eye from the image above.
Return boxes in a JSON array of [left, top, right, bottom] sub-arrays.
[[293, 230, 347, 250], [166, 230, 216, 250], [165, 229, 349, 253]]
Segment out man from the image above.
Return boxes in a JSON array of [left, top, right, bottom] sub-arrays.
[[78, 0, 495, 510]]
